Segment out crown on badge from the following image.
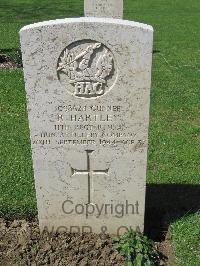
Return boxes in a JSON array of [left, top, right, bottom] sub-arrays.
[[57, 42, 114, 94]]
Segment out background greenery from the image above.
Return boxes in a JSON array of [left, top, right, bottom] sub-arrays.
[[0, 0, 199, 265]]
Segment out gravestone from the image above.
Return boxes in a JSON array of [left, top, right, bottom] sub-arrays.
[[85, 0, 123, 18], [20, 0, 153, 234]]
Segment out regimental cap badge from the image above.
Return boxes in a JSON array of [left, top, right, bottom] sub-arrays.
[[57, 40, 116, 98]]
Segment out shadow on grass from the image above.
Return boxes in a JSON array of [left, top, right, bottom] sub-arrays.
[[144, 184, 200, 241]]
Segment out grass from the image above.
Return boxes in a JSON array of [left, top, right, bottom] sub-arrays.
[[0, 0, 200, 265], [0, 0, 83, 48], [171, 211, 200, 265], [0, 69, 36, 218]]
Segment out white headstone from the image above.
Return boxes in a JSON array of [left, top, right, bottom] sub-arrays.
[[85, 0, 123, 19], [20, 1, 153, 235]]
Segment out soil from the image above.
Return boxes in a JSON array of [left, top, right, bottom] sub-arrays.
[[0, 61, 21, 69], [0, 218, 169, 266], [0, 54, 22, 69]]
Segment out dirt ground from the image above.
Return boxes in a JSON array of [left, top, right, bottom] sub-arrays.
[[0, 218, 170, 266], [0, 55, 22, 69]]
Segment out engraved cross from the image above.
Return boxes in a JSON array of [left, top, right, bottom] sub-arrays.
[[71, 150, 109, 204]]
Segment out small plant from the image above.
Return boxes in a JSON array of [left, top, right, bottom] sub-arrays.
[[112, 229, 159, 266]]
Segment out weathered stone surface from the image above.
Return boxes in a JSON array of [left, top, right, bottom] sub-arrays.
[[20, 17, 153, 234], [84, 0, 123, 19]]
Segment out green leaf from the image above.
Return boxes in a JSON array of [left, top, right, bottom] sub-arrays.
[[125, 260, 133, 266], [112, 229, 159, 265], [112, 236, 120, 242], [135, 253, 143, 266]]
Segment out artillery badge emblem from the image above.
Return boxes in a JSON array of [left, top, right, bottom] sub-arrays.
[[57, 40, 116, 98]]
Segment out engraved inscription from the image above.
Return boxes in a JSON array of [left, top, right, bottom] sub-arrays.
[[71, 150, 109, 204], [32, 104, 138, 147], [57, 40, 117, 98]]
